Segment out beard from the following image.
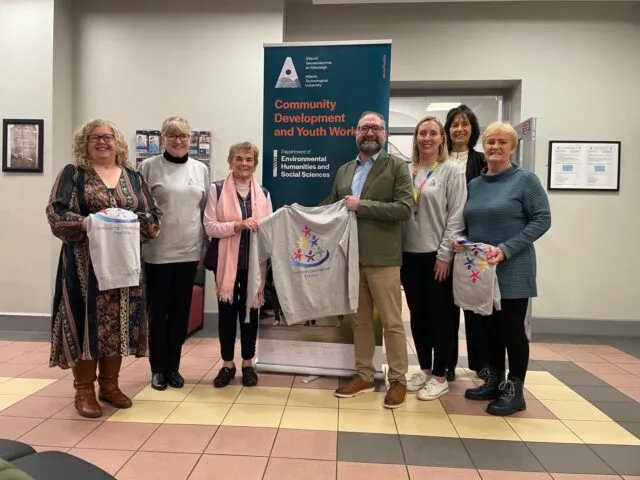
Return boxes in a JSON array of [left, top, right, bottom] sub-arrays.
[[358, 137, 383, 155]]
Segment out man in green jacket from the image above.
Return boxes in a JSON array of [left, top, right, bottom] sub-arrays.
[[324, 111, 413, 408]]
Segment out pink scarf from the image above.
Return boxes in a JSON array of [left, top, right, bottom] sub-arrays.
[[216, 172, 270, 307]]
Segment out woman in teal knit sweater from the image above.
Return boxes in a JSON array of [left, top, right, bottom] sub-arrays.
[[454, 121, 551, 416]]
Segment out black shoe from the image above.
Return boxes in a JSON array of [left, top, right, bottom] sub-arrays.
[[476, 367, 490, 382], [445, 369, 456, 382], [167, 371, 184, 389], [464, 369, 504, 401], [487, 377, 527, 416], [213, 366, 236, 388], [242, 366, 258, 387], [151, 372, 167, 391]]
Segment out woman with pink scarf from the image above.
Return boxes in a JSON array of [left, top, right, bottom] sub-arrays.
[[203, 142, 272, 388]]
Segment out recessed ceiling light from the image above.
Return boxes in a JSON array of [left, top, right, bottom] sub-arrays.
[[425, 102, 461, 112]]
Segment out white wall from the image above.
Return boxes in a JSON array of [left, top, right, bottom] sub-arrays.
[[73, 0, 284, 313], [0, 0, 56, 316], [286, 1, 640, 321]]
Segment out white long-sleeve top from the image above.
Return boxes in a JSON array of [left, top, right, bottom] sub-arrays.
[[453, 240, 501, 316], [246, 201, 359, 324]]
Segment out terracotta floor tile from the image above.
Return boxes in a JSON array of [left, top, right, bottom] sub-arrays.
[[257, 373, 296, 388], [182, 345, 220, 358], [619, 364, 640, 375], [0, 416, 44, 439], [479, 471, 552, 479], [67, 448, 135, 475], [448, 380, 479, 396], [271, 429, 337, 460], [115, 451, 199, 480], [596, 353, 640, 364], [18, 418, 99, 447], [141, 424, 217, 453], [53, 402, 117, 421], [292, 375, 339, 390], [408, 466, 481, 479], [263, 457, 336, 480], [617, 387, 640, 402], [17, 365, 71, 379], [0, 395, 71, 418], [440, 395, 489, 416], [0, 363, 46, 377], [205, 426, 277, 456], [594, 373, 640, 388], [337, 461, 408, 479], [188, 454, 268, 480], [30, 378, 74, 397], [76, 421, 158, 450], [575, 362, 628, 375], [31, 445, 70, 453], [510, 399, 557, 420], [550, 475, 624, 479], [5, 351, 48, 365]]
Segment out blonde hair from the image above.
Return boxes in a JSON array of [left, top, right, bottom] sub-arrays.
[[411, 116, 449, 165], [73, 119, 130, 169], [227, 141, 260, 166], [482, 121, 519, 152], [161, 116, 191, 136]]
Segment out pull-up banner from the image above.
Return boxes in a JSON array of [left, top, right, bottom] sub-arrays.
[[259, 40, 391, 377]]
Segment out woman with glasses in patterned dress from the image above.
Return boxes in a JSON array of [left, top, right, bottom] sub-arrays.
[[138, 117, 210, 391], [46, 119, 162, 418]]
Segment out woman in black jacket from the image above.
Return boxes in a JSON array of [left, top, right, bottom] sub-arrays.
[[444, 105, 488, 382]]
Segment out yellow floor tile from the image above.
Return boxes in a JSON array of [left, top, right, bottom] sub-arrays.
[[395, 395, 446, 414], [280, 406, 338, 431], [449, 414, 520, 441], [164, 402, 231, 425], [0, 394, 25, 411], [539, 399, 612, 421], [524, 371, 565, 386], [338, 392, 386, 411], [525, 384, 585, 401], [0, 378, 10, 385], [563, 420, 640, 445], [222, 404, 284, 428], [0, 378, 55, 395], [287, 388, 339, 408], [506, 418, 582, 443], [338, 409, 397, 434], [133, 384, 195, 402], [234, 386, 290, 406], [106, 400, 179, 423], [394, 412, 458, 437], [183, 384, 242, 403]]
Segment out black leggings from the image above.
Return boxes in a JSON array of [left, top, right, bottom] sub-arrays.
[[486, 298, 530, 381], [401, 252, 455, 377], [217, 269, 259, 362]]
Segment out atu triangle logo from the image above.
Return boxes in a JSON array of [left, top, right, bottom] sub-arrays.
[[275, 56, 301, 88]]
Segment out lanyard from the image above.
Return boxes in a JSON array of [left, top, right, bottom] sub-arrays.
[[412, 162, 438, 207]]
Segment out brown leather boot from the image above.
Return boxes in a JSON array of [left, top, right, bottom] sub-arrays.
[[72, 359, 102, 418], [98, 356, 132, 409]]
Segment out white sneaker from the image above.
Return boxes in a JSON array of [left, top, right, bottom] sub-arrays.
[[406, 371, 430, 392], [417, 377, 449, 401]]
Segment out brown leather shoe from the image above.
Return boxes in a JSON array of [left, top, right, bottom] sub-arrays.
[[72, 359, 102, 418], [98, 356, 132, 409], [334, 375, 375, 398], [384, 381, 406, 409]]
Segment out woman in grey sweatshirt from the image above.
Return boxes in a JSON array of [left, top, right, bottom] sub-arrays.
[[139, 116, 209, 392], [401, 116, 467, 402]]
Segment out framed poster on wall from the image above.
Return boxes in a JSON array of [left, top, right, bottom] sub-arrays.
[[2, 119, 44, 173], [547, 140, 620, 191]]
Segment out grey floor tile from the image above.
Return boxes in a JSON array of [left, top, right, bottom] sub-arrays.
[[620, 422, 640, 439], [592, 401, 640, 422], [461, 439, 545, 472], [551, 371, 610, 387], [571, 385, 635, 403], [526, 442, 615, 474], [535, 360, 586, 374], [337, 432, 404, 465], [589, 444, 640, 475], [400, 435, 474, 468]]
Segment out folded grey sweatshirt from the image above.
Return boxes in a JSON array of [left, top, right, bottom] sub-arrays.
[[247, 200, 359, 324]]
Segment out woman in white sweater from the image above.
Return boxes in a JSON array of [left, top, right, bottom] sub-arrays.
[[139, 116, 209, 391]]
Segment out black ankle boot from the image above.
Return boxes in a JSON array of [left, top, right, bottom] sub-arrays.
[[487, 377, 526, 416], [464, 368, 504, 401]]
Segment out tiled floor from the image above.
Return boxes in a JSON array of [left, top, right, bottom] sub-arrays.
[[1, 329, 640, 479]]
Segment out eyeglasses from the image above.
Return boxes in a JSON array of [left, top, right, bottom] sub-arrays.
[[88, 134, 115, 143], [357, 125, 385, 133], [165, 134, 190, 142]]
